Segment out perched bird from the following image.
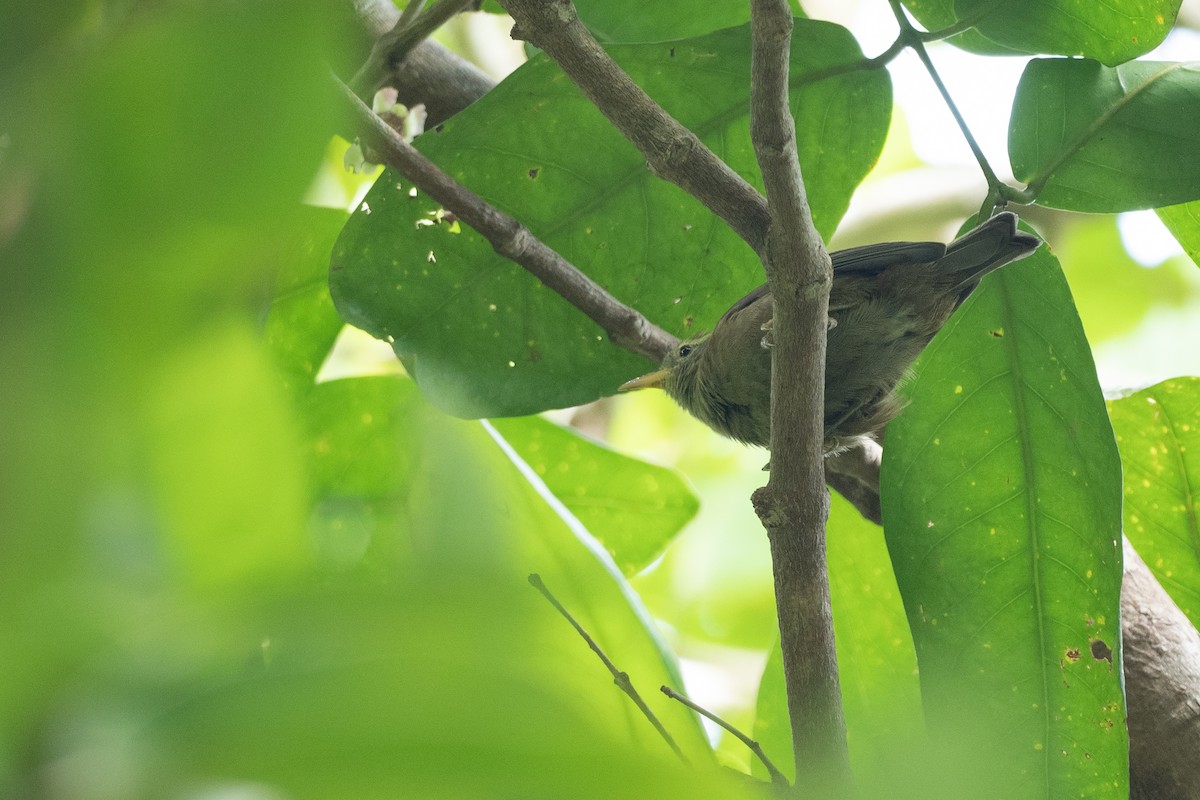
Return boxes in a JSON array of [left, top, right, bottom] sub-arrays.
[[619, 212, 1040, 453]]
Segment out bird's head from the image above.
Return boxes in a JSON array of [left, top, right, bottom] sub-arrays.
[[618, 333, 714, 414]]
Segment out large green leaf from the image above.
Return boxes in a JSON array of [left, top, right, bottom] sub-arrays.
[[1010, 59, 1200, 212], [331, 21, 891, 418], [573, 0, 804, 43], [899, 0, 1037, 56], [753, 494, 922, 790], [903, 0, 1179, 64], [490, 416, 699, 575], [1157, 199, 1200, 268], [1109, 377, 1200, 627], [882, 239, 1128, 798]]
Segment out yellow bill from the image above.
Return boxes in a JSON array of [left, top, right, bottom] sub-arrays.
[[618, 369, 669, 392]]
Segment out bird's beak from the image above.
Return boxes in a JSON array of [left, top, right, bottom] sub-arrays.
[[618, 369, 669, 392]]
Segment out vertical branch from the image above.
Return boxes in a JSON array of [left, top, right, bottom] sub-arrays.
[[747, 0, 849, 791]]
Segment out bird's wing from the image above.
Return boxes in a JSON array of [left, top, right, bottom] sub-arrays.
[[718, 282, 771, 325], [716, 240, 946, 325], [832, 241, 945, 276]]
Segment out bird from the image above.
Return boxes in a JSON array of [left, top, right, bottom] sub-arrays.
[[618, 212, 1041, 454]]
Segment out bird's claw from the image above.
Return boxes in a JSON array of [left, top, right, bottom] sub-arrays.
[[758, 316, 834, 347]]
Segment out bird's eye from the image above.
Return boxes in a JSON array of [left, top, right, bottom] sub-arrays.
[[678, 344, 693, 357]]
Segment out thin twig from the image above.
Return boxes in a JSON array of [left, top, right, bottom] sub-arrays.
[[748, 0, 849, 791], [497, 0, 772, 257], [790, 8, 1002, 90], [888, 0, 1002, 193], [334, 74, 677, 363], [396, 0, 427, 30], [351, 0, 478, 94], [528, 574, 686, 762], [660, 685, 788, 786]]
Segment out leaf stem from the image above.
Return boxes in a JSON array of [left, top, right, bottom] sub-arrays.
[[888, 0, 1003, 195]]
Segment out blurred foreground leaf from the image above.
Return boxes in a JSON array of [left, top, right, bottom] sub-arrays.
[[491, 415, 699, 575]]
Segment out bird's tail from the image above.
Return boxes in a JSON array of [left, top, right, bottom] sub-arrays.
[[941, 212, 1041, 297]]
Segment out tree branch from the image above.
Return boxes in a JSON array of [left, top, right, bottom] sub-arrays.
[[335, 75, 677, 362], [495, 0, 772, 257], [350, 0, 480, 95], [746, 0, 848, 791], [1122, 539, 1200, 799]]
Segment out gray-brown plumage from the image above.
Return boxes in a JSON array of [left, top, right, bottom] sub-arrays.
[[619, 212, 1040, 453]]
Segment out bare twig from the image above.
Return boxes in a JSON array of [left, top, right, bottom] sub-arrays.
[[335, 75, 677, 362], [496, 0, 772, 256], [351, 0, 479, 94], [528, 574, 686, 762], [746, 0, 848, 790], [660, 685, 788, 787]]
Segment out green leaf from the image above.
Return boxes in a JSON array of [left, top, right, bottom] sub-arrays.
[[144, 323, 313, 595], [882, 239, 1128, 798], [489, 416, 699, 575], [1010, 59, 1200, 212], [298, 375, 710, 752], [754, 494, 922, 788], [267, 206, 351, 392], [898, 0, 1031, 56], [904, 0, 1179, 64], [135, 580, 744, 800], [573, 0, 804, 43], [1109, 377, 1200, 627], [1157, 199, 1200, 268], [331, 21, 891, 418]]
